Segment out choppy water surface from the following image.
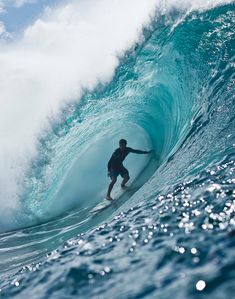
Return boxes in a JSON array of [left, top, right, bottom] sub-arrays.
[[0, 1, 235, 298]]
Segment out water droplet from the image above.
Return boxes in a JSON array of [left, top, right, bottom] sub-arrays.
[[179, 247, 185, 254], [193, 257, 200, 263], [100, 270, 105, 276], [104, 267, 111, 273], [196, 280, 206, 291]]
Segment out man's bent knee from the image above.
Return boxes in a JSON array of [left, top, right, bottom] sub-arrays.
[[111, 177, 117, 184]]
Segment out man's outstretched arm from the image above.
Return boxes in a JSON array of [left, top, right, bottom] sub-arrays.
[[129, 148, 152, 154]]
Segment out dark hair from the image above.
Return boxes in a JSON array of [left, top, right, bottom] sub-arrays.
[[119, 139, 127, 146]]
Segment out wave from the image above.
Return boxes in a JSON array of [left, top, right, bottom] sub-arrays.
[[0, 0, 234, 233], [0, 5, 234, 298]]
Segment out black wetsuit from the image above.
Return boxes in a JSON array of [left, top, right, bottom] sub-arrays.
[[108, 147, 148, 178]]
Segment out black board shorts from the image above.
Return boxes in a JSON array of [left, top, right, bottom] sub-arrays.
[[109, 165, 129, 178]]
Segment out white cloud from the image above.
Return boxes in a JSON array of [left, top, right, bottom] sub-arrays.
[[0, 1, 5, 12], [0, 20, 5, 33], [0, 20, 12, 40], [13, 0, 37, 7], [0, 0, 37, 13]]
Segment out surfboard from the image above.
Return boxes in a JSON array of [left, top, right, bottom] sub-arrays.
[[90, 186, 126, 214], [90, 198, 113, 214]]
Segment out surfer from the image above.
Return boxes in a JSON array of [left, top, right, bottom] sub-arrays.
[[106, 139, 152, 200]]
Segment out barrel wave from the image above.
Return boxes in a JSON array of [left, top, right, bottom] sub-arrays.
[[0, 1, 235, 298]]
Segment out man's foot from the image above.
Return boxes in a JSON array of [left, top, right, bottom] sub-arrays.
[[106, 195, 113, 201]]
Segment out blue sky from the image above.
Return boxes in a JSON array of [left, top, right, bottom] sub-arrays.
[[0, 0, 62, 35]]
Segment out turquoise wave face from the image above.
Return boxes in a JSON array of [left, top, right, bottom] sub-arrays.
[[0, 3, 235, 299], [17, 3, 234, 228]]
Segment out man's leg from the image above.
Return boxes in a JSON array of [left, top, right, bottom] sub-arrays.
[[106, 176, 117, 200], [121, 173, 130, 188]]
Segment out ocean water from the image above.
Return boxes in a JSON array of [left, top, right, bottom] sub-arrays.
[[0, 1, 235, 298]]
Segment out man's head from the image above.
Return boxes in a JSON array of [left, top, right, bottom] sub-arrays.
[[119, 139, 127, 150]]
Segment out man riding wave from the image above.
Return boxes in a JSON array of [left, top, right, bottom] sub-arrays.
[[106, 139, 152, 200]]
